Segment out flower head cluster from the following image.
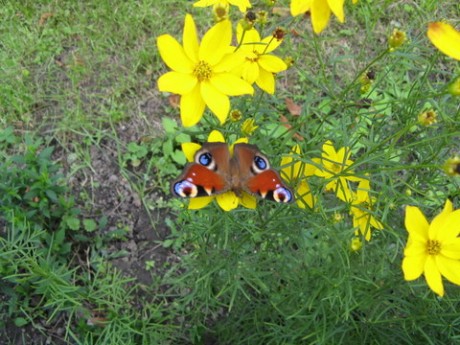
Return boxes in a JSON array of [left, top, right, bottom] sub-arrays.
[[402, 200, 460, 296], [388, 28, 407, 51], [312, 141, 383, 242], [157, 15, 253, 127], [443, 156, 460, 177], [233, 24, 288, 94], [350, 179, 383, 241], [314, 140, 363, 202], [418, 109, 438, 126]]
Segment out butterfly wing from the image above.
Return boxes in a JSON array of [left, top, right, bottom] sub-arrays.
[[233, 143, 294, 203], [172, 143, 231, 198]]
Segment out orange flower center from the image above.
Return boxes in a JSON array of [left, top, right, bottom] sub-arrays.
[[427, 240, 441, 255], [193, 60, 212, 82]]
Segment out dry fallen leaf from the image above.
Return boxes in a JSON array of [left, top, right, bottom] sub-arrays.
[[38, 12, 54, 26], [280, 115, 304, 141], [168, 94, 180, 108], [285, 98, 302, 116]]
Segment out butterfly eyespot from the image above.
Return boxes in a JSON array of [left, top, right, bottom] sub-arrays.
[[252, 155, 269, 173], [197, 151, 216, 170], [273, 187, 293, 203], [173, 180, 198, 198]]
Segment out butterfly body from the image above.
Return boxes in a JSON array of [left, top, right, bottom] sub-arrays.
[[172, 143, 293, 203]]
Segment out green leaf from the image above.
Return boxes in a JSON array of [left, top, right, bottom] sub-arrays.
[[45, 189, 58, 202], [83, 219, 98, 232], [162, 117, 177, 134], [162, 140, 173, 156], [65, 216, 80, 230], [172, 150, 186, 165], [127, 142, 140, 153], [14, 317, 29, 327], [175, 133, 191, 143]]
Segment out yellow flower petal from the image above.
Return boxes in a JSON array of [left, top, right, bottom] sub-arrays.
[[183, 14, 199, 63], [157, 72, 197, 95], [436, 255, 460, 285], [210, 73, 254, 96], [199, 19, 232, 66], [239, 192, 257, 209], [258, 55, 288, 73], [182, 142, 202, 162], [427, 22, 460, 61], [370, 215, 384, 230], [214, 51, 247, 73], [311, 0, 332, 34], [180, 85, 206, 127], [328, 177, 353, 202], [404, 239, 427, 257], [434, 210, 460, 243], [216, 192, 239, 211], [429, 199, 453, 240], [256, 67, 276, 94], [404, 206, 429, 243], [327, 0, 345, 23], [281, 145, 303, 181], [237, 25, 261, 46], [291, 0, 311, 16], [402, 255, 425, 281], [305, 159, 319, 176], [157, 34, 194, 73], [441, 238, 460, 260], [260, 35, 284, 54], [424, 256, 444, 296], [240, 61, 260, 84], [207, 130, 226, 143], [200, 81, 230, 124], [189, 196, 214, 210], [296, 180, 315, 209]]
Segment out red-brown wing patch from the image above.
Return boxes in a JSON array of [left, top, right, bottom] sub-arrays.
[[178, 164, 226, 192]]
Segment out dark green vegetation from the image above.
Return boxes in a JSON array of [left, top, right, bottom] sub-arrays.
[[1, 1, 460, 344]]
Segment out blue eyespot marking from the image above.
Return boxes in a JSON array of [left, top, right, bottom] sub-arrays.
[[199, 152, 212, 166], [273, 187, 293, 203], [174, 180, 198, 198], [254, 156, 267, 170]]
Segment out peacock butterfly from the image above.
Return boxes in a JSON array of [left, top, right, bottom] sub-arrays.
[[172, 142, 293, 203]]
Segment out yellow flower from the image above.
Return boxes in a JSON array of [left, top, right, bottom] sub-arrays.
[[234, 24, 287, 94], [157, 14, 253, 127], [388, 28, 407, 51], [418, 109, 437, 126], [241, 118, 258, 136], [314, 140, 363, 202], [290, 0, 351, 34], [213, 2, 230, 21], [350, 179, 383, 241], [351, 237, 363, 251], [281, 144, 316, 208], [229, 109, 243, 122], [427, 22, 460, 61], [182, 130, 257, 211], [402, 200, 460, 297], [443, 156, 460, 177], [194, 0, 252, 12], [448, 76, 460, 96]]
